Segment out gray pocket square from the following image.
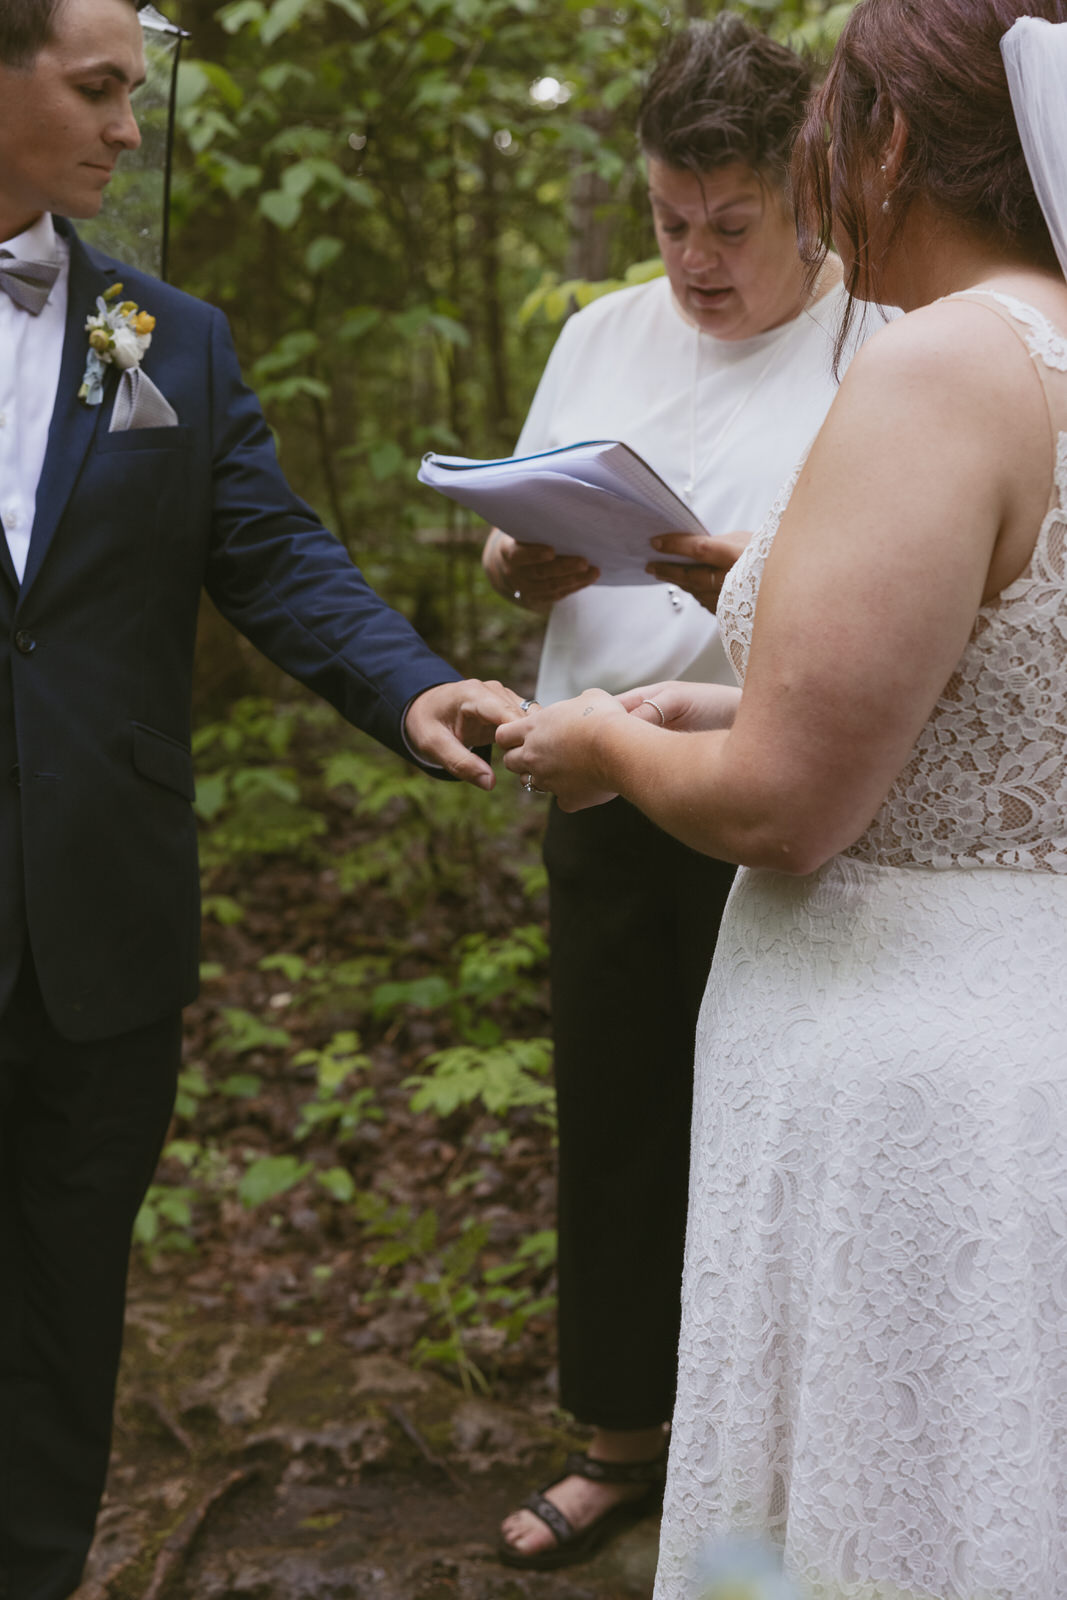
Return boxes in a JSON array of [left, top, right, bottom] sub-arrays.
[[109, 368, 179, 432]]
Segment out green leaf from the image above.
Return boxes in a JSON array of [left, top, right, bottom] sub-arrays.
[[427, 312, 471, 348], [317, 1166, 356, 1203], [220, 1073, 262, 1098], [174, 1065, 209, 1119], [305, 235, 343, 275], [368, 440, 406, 481], [261, 0, 312, 46], [215, 156, 263, 201], [459, 110, 490, 140], [258, 61, 314, 93], [405, 1038, 555, 1119], [194, 772, 229, 821], [259, 951, 308, 981], [258, 188, 302, 230], [202, 894, 245, 926], [217, 0, 265, 32], [623, 256, 666, 286], [328, 0, 368, 21], [338, 307, 382, 343], [238, 1154, 312, 1208], [371, 974, 452, 1018], [213, 1007, 292, 1055], [600, 74, 635, 111], [231, 766, 302, 803], [419, 29, 456, 62], [251, 330, 320, 379], [197, 59, 245, 109], [175, 60, 210, 111]]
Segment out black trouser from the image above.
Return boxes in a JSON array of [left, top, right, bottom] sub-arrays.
[[0, 956, 180, 1600], [544, 798, 736, 1430]]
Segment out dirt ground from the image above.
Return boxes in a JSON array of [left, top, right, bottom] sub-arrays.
[[75, 1290, 660, 1600]]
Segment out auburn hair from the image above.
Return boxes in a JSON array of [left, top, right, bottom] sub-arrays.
[[793, 0, 1067, 354]]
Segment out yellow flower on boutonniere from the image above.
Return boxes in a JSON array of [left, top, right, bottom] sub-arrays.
[[78, 281, 157, 406]]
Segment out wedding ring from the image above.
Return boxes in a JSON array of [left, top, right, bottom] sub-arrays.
[[518, 698, 535, 714], [642, 698, 667, 726], [522, 775, 535, 792]]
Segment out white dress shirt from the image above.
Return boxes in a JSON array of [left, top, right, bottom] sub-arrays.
[[515, 275, 859, 704], [0, 212, 69, 582]]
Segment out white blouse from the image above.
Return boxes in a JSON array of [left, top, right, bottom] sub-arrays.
[[514, 273, 863, 704]]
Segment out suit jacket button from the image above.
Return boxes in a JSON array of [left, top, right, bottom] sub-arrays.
[[14, 630, 35, 655]]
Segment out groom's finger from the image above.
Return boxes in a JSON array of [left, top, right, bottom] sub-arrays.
[[495, 716, 529, 753]]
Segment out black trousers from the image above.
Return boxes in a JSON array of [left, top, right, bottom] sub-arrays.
[[544, 798, 736, 1430], [0, 956, 180, 1600]]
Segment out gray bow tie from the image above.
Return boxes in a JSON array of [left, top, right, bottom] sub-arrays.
[[0, 253, 61, 315]]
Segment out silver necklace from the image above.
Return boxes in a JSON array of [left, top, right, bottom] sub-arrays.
[[683, 309, 808, 502]]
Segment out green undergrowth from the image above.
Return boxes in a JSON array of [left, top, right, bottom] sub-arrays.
[[137, 695, 557, 1396]]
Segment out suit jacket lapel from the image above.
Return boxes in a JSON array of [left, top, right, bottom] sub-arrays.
[[19, 224, 118, 603], [0, 520, 18, 597]]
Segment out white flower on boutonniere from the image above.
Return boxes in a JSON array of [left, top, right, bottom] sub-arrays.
[[79, 282, 157, 406]]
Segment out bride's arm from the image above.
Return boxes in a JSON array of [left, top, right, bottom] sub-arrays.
[[498, 300, 1049, 871]]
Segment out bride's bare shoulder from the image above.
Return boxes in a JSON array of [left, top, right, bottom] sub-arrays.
[[836, 291, 1052, 417]]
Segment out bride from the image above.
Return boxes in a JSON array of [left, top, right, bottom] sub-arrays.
[[498, 2, 1067, 1596]]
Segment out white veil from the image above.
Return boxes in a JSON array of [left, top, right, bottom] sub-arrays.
[[1001, 16, 1067, 281]]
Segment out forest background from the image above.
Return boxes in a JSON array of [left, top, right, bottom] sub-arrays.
[[129, 0, 860, 1412]]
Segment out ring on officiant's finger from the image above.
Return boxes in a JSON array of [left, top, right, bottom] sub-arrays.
[[642, 698, 667, 726], [519, 697, 536, 715]]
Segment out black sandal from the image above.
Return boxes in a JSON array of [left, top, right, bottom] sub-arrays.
[[496, 1449, 665, 1571]]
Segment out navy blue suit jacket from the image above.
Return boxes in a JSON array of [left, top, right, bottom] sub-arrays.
[[0, 223, 461, 1041]]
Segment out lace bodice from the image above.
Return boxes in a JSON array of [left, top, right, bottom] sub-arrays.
[[718, 291, 1067, 873]]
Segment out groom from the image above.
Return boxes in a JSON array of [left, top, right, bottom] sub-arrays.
[[0, 1, 520, 1596]]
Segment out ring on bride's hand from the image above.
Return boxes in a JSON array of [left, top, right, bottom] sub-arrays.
[[519, 697, 536, 715], [642, 698, 667, 726], [522, 775, 535, 793]]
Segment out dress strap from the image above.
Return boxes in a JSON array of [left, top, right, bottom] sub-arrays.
[[943, 288, 1067, 372], [943, 290, 1067, 524]]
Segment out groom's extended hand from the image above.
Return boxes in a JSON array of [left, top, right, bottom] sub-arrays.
[[404, 680, 526, 789]]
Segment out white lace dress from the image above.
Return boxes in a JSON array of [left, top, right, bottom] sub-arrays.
[[653, 294, 1067, 1600]]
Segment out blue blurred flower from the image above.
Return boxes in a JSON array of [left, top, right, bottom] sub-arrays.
[[694, 1535, 803, 1600]]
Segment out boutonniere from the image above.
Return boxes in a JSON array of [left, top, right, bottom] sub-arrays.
[[78, 282, 156, 406]]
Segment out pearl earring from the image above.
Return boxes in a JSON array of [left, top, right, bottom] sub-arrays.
[[880, 163, 891, 215]]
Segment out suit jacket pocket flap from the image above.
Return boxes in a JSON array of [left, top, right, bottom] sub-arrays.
[[132, 722, 196, 800], [97, 425, 193, 454]]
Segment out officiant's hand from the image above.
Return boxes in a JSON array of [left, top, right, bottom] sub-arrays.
[[646, 531, 750, 613], [482, 529, 599, 613], [405, 679, 526, 790], [498, 688, 624, 810]]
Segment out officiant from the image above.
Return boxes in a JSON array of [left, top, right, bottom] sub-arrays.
[[484, 15, 875, 1570]]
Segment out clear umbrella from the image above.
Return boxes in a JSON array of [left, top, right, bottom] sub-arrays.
[[78, 4, 189, 282]]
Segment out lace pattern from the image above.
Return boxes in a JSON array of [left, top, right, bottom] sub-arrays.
[[653, 857, 1067, 1600], [716, 297, 1067, 874]]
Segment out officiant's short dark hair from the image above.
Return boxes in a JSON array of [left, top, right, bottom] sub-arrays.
[[1, 0, 137, 69], [637, 14, 814, 187]]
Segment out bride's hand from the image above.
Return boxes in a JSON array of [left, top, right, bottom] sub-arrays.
[[619, 681, 741, 732], [496, 688, 625, 810]]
